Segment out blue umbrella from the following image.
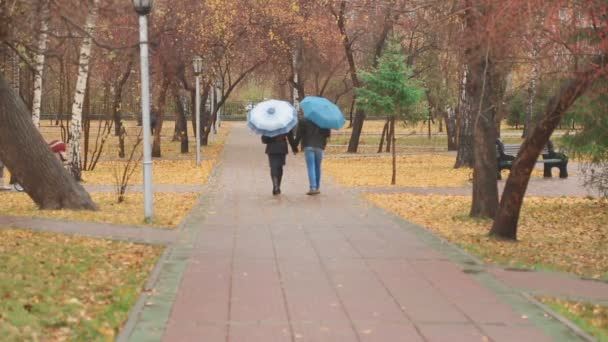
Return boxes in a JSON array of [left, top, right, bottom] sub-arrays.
[[247, 100, 298, 137], [300, 96, 346, 130]]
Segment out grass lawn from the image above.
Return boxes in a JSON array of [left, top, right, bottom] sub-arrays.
[[82, 159, 217, 186], [0, 229, 163, 341], [324, 154, 545, 188], [328, 133, 564, 151], [365, 194, 608, 279], [0, 123, 230, 228], [539, 297, 608, 341], [0, 192, 199, 228]]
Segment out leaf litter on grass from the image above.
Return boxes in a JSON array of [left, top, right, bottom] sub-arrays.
[[325, 154, 546, 188], [0, 229, 162, 341], [0, 192, 199, 228], [365, 193, 608, 279]]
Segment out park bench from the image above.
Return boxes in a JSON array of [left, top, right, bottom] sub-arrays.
[[496, 139, 568, 180]]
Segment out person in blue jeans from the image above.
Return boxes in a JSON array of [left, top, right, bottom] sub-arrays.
[[294, 117, 331, 195]]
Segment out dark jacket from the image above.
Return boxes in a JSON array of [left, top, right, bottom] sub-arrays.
[[262, 130, 298, 155], [295, 118, 331, 150]]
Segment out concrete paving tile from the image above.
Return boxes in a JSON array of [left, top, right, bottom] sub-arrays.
[[230, 259, 289, 322], [228, 324, 292, 342], [417, 323, 487, 342]]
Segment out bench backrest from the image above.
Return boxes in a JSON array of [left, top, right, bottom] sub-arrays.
[[496, 144, 549, 157], [502, 144, 549, 156]]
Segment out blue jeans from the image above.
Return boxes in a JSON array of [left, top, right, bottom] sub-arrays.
[[304, 147, 323, 190]]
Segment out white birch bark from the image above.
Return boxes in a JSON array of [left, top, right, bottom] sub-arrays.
[[31, 0, 50, 128], [68, 0, 100, 180], [523, 13, 543, 138]]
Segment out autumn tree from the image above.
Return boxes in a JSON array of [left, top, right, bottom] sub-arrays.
[[326, 0, 406, 153], [356, 45, 425, 184], [491, 0, 608, 239], [0, 0, 97, 210], [67, 0, 101, 181]]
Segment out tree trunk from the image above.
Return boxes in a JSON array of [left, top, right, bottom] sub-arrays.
[[464, 2, 501, 219], [173, 87, 189, 153], [444, 107, 458, 151], [291, 38, 305, 107], [112, 57, 134, 136], [81, 76, 92, 171], [378, 118, 389, 153], [0, 73, 97, 210], [391, 116, 397, 185], [31, 0, 50, 128], [189, 88, 197, 137], [490, 62, 602, 240], [333, 1, 365, 153], [455, 67, 474, 168], [470, 55, 500, 219], [523, 13, 542, 138], [68, 0, 100, 181], [386, 117, 393, 153], [152, 77, 170, 157], [523, 45, 540, 138]]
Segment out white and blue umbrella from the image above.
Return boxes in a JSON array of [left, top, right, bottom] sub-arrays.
[[247, 100, 298, 137], [301, 96, 346, 130]]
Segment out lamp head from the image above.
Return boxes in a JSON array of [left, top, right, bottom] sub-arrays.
[[192, 55, 203, 75], [132, 0, 154, 16]]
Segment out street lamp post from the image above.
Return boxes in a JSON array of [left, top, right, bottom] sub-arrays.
[[192, 55, 203, 166], [132, 0, 154, 220]]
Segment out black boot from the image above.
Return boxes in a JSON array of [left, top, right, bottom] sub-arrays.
[[272, 176, 281, 195]]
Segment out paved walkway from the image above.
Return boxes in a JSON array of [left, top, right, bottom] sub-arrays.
[[121, 123, 597, 342], [0, 216, 176, 245]]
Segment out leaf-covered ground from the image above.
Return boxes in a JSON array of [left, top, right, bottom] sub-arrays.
[[0, 192, 199, 228], [82, 159, 217, 186], [539, 297, 608, 341], [365, 194, 608, 279], [1, 122, 230, 228], [325, 155, 471, 187], [325, 155, 545, 187], [0, 229, 162, 341]]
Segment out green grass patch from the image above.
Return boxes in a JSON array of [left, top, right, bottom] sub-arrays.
[[0, 229, 163, 341], [539, 297, 608, 342]]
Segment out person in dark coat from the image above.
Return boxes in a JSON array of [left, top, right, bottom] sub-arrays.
[[294, 117, 331, 195], [262, 130, 298, 195]]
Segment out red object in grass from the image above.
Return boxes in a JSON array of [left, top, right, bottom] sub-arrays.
[[48, 140, 67, 153]]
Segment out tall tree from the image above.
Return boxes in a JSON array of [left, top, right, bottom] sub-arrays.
[[0, 73, 97, 210], [68, 0, 101, 181], [356, 45, 425, 184], [463, 0, 502, 218], [491, 0, 608, 239], [491, 60, 605, 239], [31, 0, 51, 128]]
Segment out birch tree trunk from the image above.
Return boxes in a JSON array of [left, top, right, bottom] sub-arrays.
[[455, 67, 474, 168], [523, 36, 541, 138], [68, 0, 100, 181], [31, 0, 50, 128]]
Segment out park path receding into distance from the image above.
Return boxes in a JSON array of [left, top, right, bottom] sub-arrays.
[[125, 123, 587, 342]]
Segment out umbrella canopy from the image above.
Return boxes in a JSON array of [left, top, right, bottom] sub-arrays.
[[247, 100, 298, 137], [300, 96, 346, 130]]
